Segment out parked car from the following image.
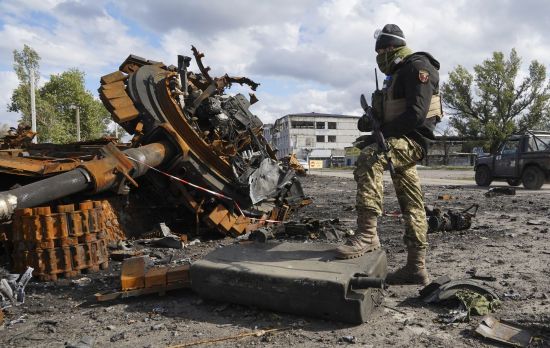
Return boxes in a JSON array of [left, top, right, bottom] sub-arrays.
[[474, 131, 550, 190]]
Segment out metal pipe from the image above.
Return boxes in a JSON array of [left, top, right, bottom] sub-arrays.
[[0, 168, 91, 220], [124, 142, 173, 177], [0, 141, 175, 221], [349, 277, 385, 289]]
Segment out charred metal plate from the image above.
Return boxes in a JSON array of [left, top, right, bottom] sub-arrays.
[[190, 242, 387, 324]]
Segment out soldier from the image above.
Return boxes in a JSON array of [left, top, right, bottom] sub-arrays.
[[335, 24, 442, 286]]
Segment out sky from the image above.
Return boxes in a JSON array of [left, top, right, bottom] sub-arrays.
[[1, 0, 550, 133]]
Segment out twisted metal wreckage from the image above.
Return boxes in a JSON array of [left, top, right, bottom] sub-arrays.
[[0, 46, 309, 237], [0, 48, 390, 326]]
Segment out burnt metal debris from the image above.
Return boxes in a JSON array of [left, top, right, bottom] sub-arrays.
[[0, 266, 33, 309], [484, 187, 516, 197], [249, 218, 345, 242], [95, 256, 190, 301], [426, 204, 479, 233], [0, 47, 307, 240], [420, 276, 500, 305], [475, 315, 534, 347], [0, 125, 36, 150]]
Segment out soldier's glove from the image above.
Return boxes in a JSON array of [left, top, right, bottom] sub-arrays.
[[358, 106, 381, 132], [353, 134, 376, 150], [358, 112, 374, 132]]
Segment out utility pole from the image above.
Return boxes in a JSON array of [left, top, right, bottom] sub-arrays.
[[70, 105, 80, 142], [30, 69, 37, 143]]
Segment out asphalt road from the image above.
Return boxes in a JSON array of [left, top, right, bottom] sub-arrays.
[[309, 167, 550, 190]]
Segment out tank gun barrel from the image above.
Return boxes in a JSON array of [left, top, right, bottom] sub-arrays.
[[0, 141, 174, 221]]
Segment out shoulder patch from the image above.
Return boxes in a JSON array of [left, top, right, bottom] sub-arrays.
[[418, 69, 429, 83]]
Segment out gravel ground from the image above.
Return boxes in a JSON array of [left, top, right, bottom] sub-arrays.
[[1, 171, 549, 347]]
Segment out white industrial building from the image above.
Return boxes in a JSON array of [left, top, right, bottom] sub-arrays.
[[264, 112, 365, 167]]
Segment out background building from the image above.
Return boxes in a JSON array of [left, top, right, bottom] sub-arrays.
[[265, 112, 364, 167]]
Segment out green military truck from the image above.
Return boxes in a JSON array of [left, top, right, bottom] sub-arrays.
[[474, 131, 550, 190]]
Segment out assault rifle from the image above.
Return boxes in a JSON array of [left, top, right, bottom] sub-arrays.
[[359, 69, 395, 176]]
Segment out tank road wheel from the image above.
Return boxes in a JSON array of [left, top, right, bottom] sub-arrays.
[[506, 178, 521, 186], [522, 166, 545, 190], [475, 166, 493, 186]]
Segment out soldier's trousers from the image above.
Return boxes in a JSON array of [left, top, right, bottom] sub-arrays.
[[354, 136, 428, 249]]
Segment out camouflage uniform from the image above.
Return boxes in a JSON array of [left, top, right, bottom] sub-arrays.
[[336, 23, 441, 285], [355, 136, 427, 249]]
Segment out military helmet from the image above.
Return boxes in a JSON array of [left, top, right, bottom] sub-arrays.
[[374, 24, 406, 51]]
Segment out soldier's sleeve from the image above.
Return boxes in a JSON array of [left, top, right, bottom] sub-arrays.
[[381, 58, 435, 138]]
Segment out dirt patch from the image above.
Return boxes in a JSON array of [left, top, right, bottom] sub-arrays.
[[1, 173, 549, 347]]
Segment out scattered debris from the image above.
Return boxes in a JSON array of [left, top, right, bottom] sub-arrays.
[[437, 194, 455, 201], [110, 249, 143, 261], [426, 204, 479, 233], [503, 290, 522, 299], [466, 268, 497, 282], [249, 218, 344, 242], [455, 290, 501, 317], [167, 327, 289, 348], [6, 314, 27, 327], [65, 335, 95, 348], [95, 256, 190, 301], [427, 279, 501, 324], [339, 335, 357, 344], [421, 276, 500, 321], [71, 277, 92, 287], [484, 187, 516, 197], [527, 220, 545, 225], [436, 309, 468, 324], [148, 235, 183, 249], [420, 276, 500, 305], [109, 332, 128, 343], [249, 227, 274, 243], [475, 315, 533, 347], [0, 124, 36, 149], [139, 223, 184, 249], [0, 267, 33, 308], [281, 154, 307, 176]]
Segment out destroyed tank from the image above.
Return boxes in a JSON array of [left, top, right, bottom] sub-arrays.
[[0, 46, 308, 236]]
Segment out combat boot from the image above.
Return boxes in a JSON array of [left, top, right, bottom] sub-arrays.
[[385, 248, 430, 286], [335, 211, 380, 259]]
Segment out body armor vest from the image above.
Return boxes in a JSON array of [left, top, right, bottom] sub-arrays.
[[382, 70, 443, 124]]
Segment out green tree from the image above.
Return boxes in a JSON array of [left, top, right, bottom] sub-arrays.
[[40, 69, 110, 143], [12, 44, 40, 86], [8, 45, 55, 141], [442, 49, 550, 152], [8, 45, 111, 143]]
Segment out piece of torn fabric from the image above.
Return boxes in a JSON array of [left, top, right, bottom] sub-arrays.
[[456, 290, 501, 318]]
